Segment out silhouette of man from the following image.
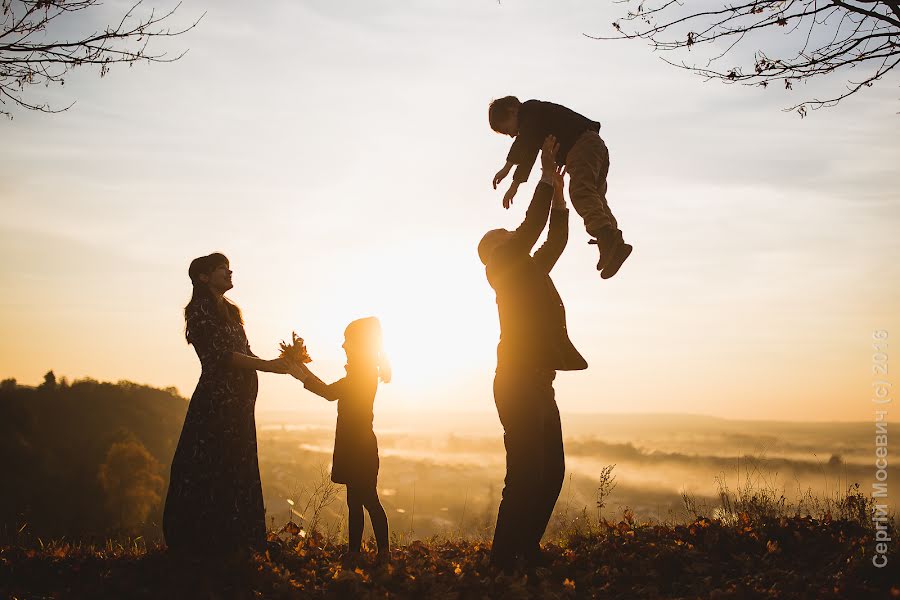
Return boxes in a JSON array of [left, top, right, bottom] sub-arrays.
[[478, 135, 588, 571]]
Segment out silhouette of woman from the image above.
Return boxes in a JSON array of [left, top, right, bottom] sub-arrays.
[[163, 253, 287, 556], [288, 317, 391, 565]]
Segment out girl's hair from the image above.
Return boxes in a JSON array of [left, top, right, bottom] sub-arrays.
[[488, 95, 521, 132], [344, 317, 392, 383], [184, 252, 243, 343]]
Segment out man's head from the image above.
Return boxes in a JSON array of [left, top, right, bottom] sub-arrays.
[[488, 96, 521, 137], [478, 228, 513, 265]]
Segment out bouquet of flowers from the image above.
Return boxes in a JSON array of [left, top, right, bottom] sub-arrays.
[[279, 331, 312, 368]]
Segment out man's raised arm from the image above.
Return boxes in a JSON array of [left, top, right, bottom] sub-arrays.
[[533, 167, 569, 273]]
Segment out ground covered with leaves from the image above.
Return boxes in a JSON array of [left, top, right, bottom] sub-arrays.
[[2, 515, 898, 599]]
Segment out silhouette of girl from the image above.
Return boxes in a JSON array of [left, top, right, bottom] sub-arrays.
[[288, 317, 391, 565], [163, 253, 288, 557]]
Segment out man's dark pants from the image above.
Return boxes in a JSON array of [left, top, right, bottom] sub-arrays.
[[490, 366, 565, 568]]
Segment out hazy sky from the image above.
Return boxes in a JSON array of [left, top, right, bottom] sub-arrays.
[[2, 0, 898, 422]]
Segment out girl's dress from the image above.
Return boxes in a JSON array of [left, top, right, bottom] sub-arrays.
[[304, 365, 379, 488], [163, 297, 266, 553]]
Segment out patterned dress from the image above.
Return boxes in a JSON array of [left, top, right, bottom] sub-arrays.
[[163, 297, 266, 553]]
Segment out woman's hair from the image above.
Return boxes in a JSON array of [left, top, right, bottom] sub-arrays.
[[344, 317, 392, 384], [488, 95, 521, 132], [184, 252, 243, 344]]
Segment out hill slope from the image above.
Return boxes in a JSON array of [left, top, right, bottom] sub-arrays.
[[2, 515, 897, 599]]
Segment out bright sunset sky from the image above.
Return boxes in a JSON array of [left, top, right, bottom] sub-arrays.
[[2, 0, 898, 422]]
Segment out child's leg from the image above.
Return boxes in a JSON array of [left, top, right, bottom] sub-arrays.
[[360, 486, 389, 553], [566, 131, 620, 239], [568, 130, 632, 275], [346, 485, 365, 553]]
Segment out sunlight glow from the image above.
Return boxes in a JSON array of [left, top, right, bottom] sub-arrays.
[[343, 242, 498, 393]]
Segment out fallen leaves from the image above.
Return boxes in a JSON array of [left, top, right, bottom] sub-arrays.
[[1, 514, 897, 599]]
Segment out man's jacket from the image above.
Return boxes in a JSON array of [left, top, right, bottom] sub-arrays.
[[485, 180, 588, 373]]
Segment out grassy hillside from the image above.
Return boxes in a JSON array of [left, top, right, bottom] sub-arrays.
[[1, 512, 897, 599], [2, 375, 897, 597]]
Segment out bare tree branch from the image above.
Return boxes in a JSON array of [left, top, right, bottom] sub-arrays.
[[594, 0, 900, 114], [0, 0, 203, 119]]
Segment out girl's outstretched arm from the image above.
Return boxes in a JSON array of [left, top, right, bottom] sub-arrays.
[[288, 363, 343, 401]]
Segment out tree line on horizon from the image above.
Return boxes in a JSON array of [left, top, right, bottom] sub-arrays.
[[0, 373, 187, 541]]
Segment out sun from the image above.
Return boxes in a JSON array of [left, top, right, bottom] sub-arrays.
[[317, 240, 500, 393], [374, 261, 498, 391]]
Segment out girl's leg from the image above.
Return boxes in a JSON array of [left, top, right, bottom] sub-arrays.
[[360, 486, 389, 554], [346, 485, 365, 553]]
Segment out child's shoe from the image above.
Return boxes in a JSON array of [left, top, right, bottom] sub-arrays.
[[589, 228, 623, 272], [600, 241, 632, 279], [375, 549, 391, 566]]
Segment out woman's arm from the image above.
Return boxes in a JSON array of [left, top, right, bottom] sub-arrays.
[[188, 304, 286, 374], [231, 352, 288, 373]]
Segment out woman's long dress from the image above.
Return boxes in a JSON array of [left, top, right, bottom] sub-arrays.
[[163, 298, 266, 553]]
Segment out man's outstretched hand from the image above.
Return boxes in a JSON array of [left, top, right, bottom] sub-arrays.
[[541, 135, 559, 172], [551, 165, 567, 210]]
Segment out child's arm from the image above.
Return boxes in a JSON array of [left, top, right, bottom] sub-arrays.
[[493, 161, 514, 190], [502, 180, 521, 209], [504, 136, 560, 254], [506, 132, 541, 189], [502, 128, 540, 208], [288, 363, 341, 402]]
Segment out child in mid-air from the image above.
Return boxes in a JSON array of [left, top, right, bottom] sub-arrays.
[[490, 96, 631, 279], [287, 317, 392, 566]]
